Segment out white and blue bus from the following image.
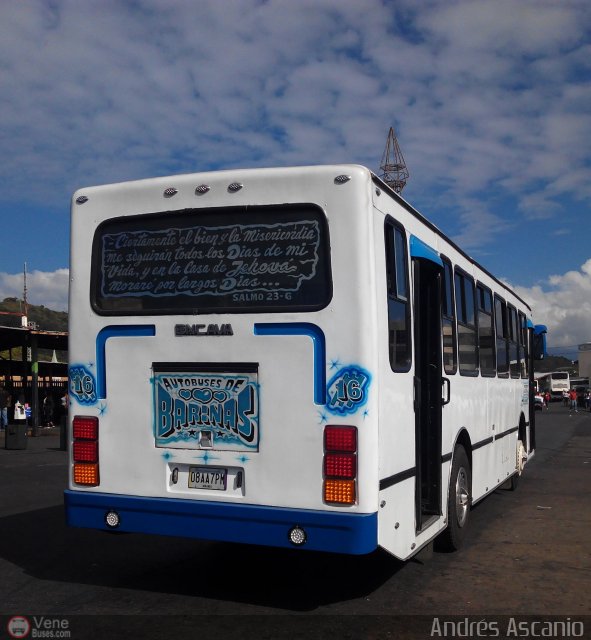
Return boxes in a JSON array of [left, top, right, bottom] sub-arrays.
[[536, 371, 570, 401], [64, 165, 546, 560]]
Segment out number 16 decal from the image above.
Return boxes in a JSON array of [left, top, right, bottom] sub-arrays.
[[327, 366, 371, 415]]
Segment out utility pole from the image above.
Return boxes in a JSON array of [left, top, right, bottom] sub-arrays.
[[22, 262, 29, 327], [379, 126, 409, 194]]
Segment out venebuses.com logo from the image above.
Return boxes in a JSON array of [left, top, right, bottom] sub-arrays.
[[6, 616, 71, 639]]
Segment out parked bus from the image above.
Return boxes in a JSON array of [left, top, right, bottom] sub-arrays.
[[64, 165, 546, 560], [536, 371, 570, 401]]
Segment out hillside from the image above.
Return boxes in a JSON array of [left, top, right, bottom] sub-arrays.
[[0, 297, 67, 332], [534, 354, 577, 375]]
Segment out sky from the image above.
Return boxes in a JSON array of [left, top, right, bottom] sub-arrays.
[[0, 0, 589, 358]]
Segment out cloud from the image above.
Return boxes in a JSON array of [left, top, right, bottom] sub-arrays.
[[0, 269, 69, 313], [512, 259, 591, 351], [0, 4, 588, 297], [0, 0, 589, 283]]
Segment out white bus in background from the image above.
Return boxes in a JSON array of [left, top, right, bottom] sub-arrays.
[[64, 165, 546, 561], [536, 371, 570, 401]]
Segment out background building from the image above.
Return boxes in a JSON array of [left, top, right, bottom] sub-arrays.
[[578, 343, 591, 379]]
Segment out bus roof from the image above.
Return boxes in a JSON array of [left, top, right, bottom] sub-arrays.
[[371, 172, 532, 314]]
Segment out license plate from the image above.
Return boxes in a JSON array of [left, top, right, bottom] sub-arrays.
[[188, 467, 227, 491]]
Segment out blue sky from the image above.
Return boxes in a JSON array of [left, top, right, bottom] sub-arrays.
[[0, 0, 590, 357]]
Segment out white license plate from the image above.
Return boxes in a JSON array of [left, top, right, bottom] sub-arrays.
[[188, 467, 227, 491]]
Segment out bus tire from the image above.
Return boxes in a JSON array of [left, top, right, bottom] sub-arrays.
[[505, 438, 526, 491], [439, 445, 471, 552]]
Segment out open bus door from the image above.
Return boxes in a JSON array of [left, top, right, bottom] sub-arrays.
[[411, 237, 444, 532]]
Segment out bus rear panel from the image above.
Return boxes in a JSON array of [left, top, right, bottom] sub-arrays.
[[65, 166, 380, 555]]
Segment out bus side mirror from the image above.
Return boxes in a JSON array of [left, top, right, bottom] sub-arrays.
[[532, 324, 547, 361]]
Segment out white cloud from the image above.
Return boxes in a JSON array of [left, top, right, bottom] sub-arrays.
[[0, 269, 69, 313], [0, 1, 588, 221], [513, 259, 591, 350]]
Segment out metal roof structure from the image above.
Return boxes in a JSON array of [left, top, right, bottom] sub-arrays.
[[0, 324, 68, 430], [0, 324, 67, 352]]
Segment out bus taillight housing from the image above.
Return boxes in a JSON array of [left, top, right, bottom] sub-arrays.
[[323, 426, 357, 505], [72, 415, 99, 486]]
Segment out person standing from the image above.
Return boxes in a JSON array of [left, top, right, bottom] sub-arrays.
[[0, 385, 9, 430], [42, 393, 55, 428], [569, 388, 578, 413]]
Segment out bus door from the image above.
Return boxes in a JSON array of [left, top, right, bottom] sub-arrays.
[[411, 237, 444, 532]]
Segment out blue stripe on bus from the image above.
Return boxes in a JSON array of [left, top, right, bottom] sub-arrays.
[[96, 325, 156, 399], [254, 322, 326, 405], [64, 490, 377, 555], [409, 235, 443, 266]]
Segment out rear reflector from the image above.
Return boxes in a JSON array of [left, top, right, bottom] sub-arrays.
[[324, 453, 356, 479], [324, 426, 357, 452], [73, 463, 100, 486], [324, 479, 356, 505], [73, 415, 99, 440], [73, 440, 98, 463]]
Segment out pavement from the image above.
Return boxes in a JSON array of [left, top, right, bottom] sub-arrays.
[[0, 407, 589, 639]]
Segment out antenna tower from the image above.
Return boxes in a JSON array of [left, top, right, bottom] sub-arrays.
[[379, 126, 409, 194], [23, 262, 29, 319]]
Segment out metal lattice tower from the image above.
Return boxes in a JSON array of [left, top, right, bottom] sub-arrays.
[[379, 126, 409, 194]]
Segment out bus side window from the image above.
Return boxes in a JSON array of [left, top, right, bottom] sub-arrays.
[[441, 256, 457, 375], [454, 269, 478, 375], [508, 304, 520, 378], [519, 311, 528, 377], [494, 295, 509, 376], [385, 220, 411, 372], [477, 283, 496, 376]]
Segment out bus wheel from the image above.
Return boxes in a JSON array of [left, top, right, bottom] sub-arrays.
[[438, 445, 471, 552], [506, 439, 527, 491]]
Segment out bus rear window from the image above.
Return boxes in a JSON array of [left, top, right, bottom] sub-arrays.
[[91, 204, 332, 315]]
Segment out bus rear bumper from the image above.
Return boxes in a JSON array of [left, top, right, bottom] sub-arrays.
[[64, 490, 378, 555]]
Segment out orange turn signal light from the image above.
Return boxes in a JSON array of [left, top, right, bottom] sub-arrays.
[[73, 463, 100, 486], [324, 479, 356, 505]]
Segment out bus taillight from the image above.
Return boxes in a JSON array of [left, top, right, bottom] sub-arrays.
[[324, 425, 357, 452], [72, 415, 100, 486], [73, 440, 98, 463], [73, 415, 98, 440], [324, 453, 356, 478], [323, 426, 357, 505], [324, 479, 356, 504]]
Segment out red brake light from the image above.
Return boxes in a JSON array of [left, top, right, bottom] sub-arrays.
[[324, 453, 356, 479], [73, 416, 99, 440], [73, 440, 98, 463], [324, 426, 357, 452]]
